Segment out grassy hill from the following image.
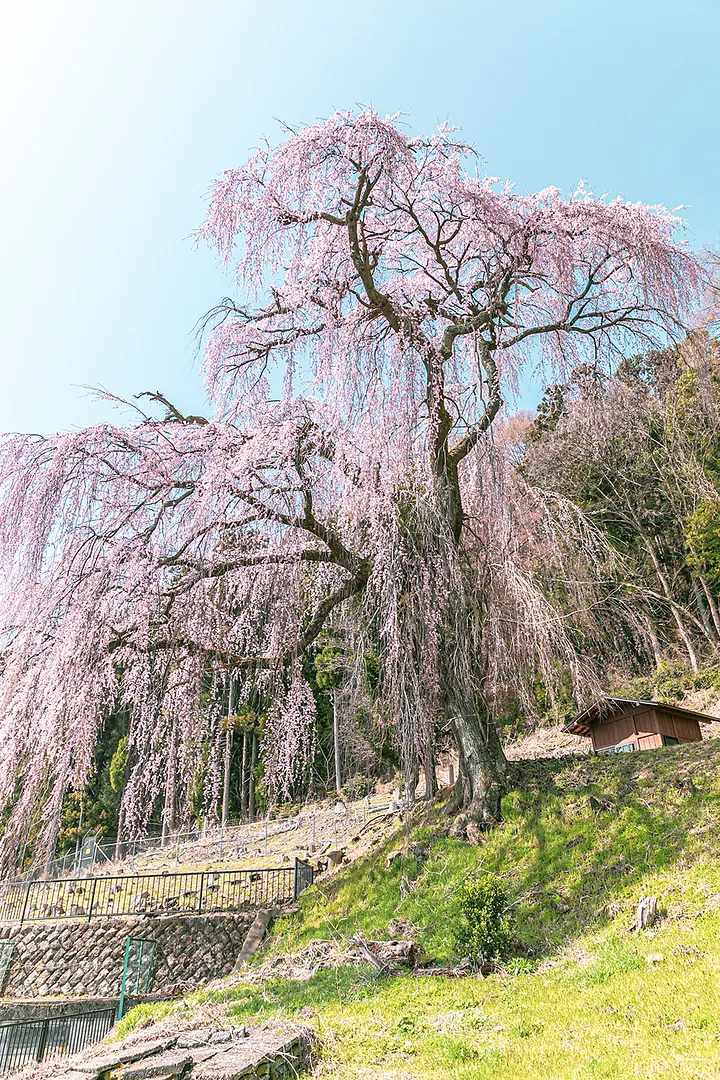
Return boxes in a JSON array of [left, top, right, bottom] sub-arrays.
[[119, 740, 720, 1079]]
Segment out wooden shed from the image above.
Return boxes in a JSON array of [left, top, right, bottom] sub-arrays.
[[564, 696, 720, 753]]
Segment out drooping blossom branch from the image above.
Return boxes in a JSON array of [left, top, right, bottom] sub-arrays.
[[0, 109, 704, 860]]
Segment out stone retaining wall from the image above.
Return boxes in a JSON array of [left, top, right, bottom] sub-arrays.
[[0, 995, 155, 1021], [0, 912, 253, 999]]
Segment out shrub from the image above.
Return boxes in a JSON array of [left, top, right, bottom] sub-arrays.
[[342, 775, 376, 801], [453, 876, 513, 966]]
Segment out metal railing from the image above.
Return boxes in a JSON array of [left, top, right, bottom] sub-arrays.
[[0, 1008, 115, 1074], [0, 862, 312, 925]]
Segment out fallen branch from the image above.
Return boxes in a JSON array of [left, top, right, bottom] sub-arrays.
[[351, 934, 391, 974], [411, 958, 498, 978]]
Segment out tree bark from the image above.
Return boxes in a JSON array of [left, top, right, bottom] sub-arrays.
[[221, 680, 236, 828], [161, 730, 177, 847], [114, 805, 125, 864], [43, 773, 67, 875], [644, 615, 663, 668], [642, 534, 699, 672], [249, 731, 257, 822], [691, 579, 715, 641], [406, 760, 419, 806], [332, 689, 342, 793], [450, 704, 506, 828], [422, 741, 437, 800], [240, 730, 248, 820], [430, 434, 507, 829], [700, 575, 720, 638]]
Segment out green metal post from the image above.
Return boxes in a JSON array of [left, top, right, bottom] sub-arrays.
[[117, 939, 131, 1021], [197, 872, 205, 915], [35, 1016, 49, 1063]]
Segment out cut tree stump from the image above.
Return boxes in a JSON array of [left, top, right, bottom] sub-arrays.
[[636, 894, 658, 930]]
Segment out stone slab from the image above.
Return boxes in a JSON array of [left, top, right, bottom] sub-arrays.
[[233, 911, 274, 969], [115, 1050, 194, 1078], [80, 1036, 178, 1072], [21, 1023, 311, 1080], [192, 1032, 309, 1079]]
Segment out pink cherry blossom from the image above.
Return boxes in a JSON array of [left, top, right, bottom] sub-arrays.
[[0, 110, 704, 862]]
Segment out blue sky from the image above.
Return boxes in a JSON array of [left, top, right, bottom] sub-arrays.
[[0, 0, 717, 434]]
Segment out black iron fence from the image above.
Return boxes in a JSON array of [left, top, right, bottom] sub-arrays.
[[0, 1008, 115, 1074], [0, 861, 313, 925]]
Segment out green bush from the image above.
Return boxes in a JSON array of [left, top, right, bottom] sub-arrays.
[[453, 876, 513, 966], [109, 736, 129, 792], [685, 500, 720, 583], [342, 775, 376, 801]]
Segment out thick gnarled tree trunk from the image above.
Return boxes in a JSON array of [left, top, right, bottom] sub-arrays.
[[430, 445, 507, 831], [450, 707, 507, 829]]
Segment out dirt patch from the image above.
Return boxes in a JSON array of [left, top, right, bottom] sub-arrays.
[[224, 939, 364, 984], [504, 726, 591, 761]]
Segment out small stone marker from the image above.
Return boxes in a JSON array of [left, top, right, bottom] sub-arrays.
[[233, 908, 275, 969]]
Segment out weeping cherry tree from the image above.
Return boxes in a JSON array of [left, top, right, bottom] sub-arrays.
[[0, 109, 703, 861]]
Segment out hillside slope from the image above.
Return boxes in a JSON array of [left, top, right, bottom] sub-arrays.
[[110, 741, 720, 1078]]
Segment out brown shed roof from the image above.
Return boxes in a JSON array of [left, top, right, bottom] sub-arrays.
[[564, 696, 720, 738]]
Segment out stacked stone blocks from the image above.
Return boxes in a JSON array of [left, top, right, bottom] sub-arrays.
[[0, 912, 254, 999]]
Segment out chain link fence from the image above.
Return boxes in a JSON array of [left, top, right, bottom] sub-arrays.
[[18, 792, 393, 884]]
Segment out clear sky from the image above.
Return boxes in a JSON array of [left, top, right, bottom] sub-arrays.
[[0, 0, 717, 434]]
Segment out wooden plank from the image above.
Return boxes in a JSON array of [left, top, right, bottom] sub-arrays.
[[672, 715, 701, 741], [652, 710, 701, 743], [592, 714, 634, 748], [633, 708, 661, 735]]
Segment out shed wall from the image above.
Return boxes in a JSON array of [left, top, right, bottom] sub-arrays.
[[653, 710, 702, 741], [589, 705, 704, 752], [637, 733, 663, 750], [591, 714, 636, 750]]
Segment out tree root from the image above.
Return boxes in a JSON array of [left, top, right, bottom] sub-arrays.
[[442, 778, 465, 818], [448, 799, 503, 843]]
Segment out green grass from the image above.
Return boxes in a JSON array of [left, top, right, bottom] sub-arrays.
[[120, 740, 720, 1078], [113, 1000, 176, 1040], [202, 948, 720, 1079], [270, 741, 720, 963]]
